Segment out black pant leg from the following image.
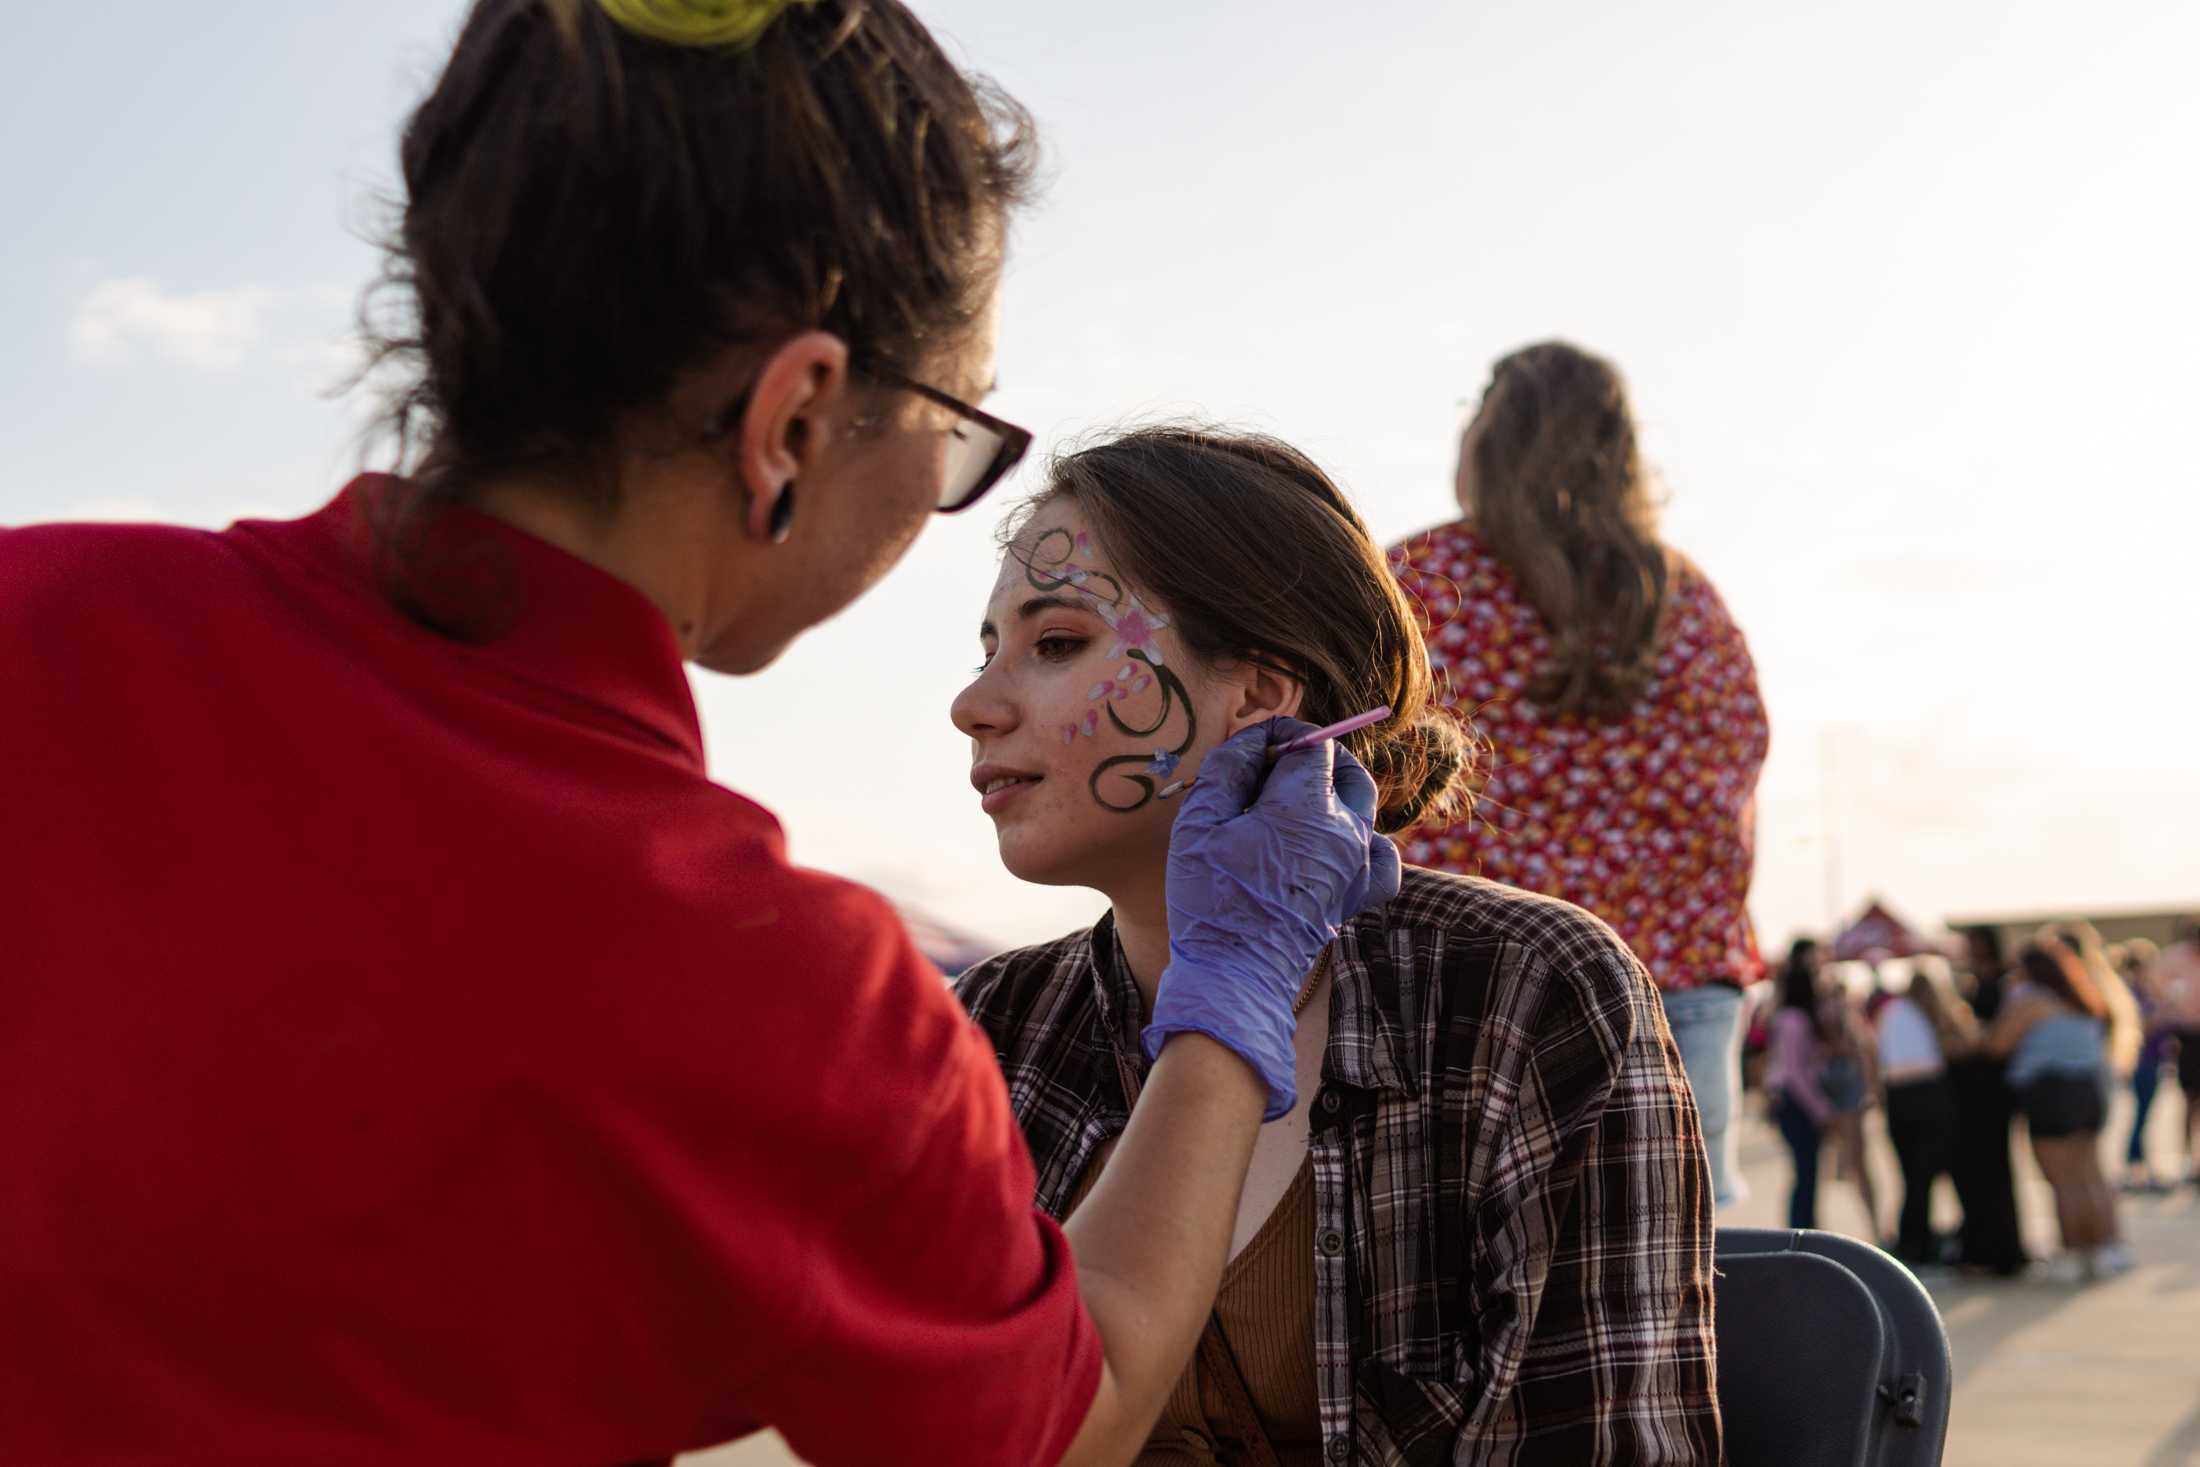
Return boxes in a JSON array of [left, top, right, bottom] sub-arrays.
[[1886, 1082, 1938, 1261], [1950, 1058, 2026, 1271]]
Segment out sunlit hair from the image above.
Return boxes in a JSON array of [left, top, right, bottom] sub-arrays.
[[1013, 425, 1481, 836], [2047, 921, 2141, 1073], [1465, 341, 1668, 718], [2014, 938, 2108, 1021], [1904, 954, 1980, 1050]]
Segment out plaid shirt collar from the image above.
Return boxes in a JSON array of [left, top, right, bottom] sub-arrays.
[[1085, 912, 1419, 1102]]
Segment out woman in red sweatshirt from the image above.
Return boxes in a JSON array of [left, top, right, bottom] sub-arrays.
[[0, 3, 1392, 1463]]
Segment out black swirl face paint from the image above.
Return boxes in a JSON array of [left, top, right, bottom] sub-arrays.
[[1013, 526, 1197, 814]]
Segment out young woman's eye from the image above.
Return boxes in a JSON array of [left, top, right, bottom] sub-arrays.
[[1034, 635, 1085, 662]]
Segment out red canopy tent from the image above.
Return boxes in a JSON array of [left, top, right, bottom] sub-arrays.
[[1828, 898, 1934, 961]]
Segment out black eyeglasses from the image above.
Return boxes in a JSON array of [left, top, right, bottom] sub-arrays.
[[852, 354, 1032, 514]]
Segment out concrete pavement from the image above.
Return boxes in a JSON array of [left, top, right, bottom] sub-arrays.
[[1721, 1086, 2200, 1467]]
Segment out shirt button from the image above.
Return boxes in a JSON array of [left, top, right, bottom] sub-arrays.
[[1320, 1229, 1346, 1257], [1319, 1088, 1343, 1115], [1179, 1426, 1213, 1454], [1327, 1436, 1351, 1463]]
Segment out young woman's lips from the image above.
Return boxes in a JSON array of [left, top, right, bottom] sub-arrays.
[[979, 774, 1042, 815]]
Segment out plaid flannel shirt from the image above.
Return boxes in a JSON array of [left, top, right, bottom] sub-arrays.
[[955, 867, 1723, 1466]]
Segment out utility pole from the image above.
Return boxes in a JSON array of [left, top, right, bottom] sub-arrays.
[[1820, 724, 1845, 929]]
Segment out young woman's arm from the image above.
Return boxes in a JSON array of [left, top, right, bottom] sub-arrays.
[[1981, 997, 2048, 1058], [1057, 726, 1393, 1465], [1856, 1015, 1884, 1097], [1053, 1035, 1265, 1467], [1933, 994, 1984, 1058]]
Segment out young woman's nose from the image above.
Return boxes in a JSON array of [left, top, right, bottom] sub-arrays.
[[950, 667, 1019, 741]]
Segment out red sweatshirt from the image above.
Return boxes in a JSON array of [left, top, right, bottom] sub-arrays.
[[0, 480, 1098, 1466]]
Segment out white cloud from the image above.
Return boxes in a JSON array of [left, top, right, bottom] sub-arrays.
[[71, 278, 281, 371], [67, 278, 367, 382]]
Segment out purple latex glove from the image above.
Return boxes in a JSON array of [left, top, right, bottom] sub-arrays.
[[1143, 718, 1402, 1119]]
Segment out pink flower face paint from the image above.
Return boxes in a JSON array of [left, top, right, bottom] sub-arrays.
[[1013, 526, 1197, 813], [1099, 604, 1168, 665]]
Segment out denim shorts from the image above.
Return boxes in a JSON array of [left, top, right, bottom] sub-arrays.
[[2022, 1072, 2105, 1139]]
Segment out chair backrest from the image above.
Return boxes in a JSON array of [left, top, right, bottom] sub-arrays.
[[1714, 1228, 1952, 1467]]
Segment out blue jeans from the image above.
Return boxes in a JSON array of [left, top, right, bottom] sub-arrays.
[[1662, 983, 1748, 1207], [2128, 1057, 2163, 1166], [1775, 1095, 1823, 1229]]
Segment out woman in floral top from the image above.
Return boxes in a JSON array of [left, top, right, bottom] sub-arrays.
[[1390, 342, 1771, 1206]]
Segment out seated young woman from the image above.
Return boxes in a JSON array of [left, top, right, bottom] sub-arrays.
[[950, 426, 1722, 1465]]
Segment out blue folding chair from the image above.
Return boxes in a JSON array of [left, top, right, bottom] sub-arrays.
[[1714, 1228, 1953, 1467]]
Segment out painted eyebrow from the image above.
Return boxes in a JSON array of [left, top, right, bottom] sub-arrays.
[[979, 594, 1095, 640]]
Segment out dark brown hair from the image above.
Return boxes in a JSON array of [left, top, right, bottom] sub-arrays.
[[1466, 341, 1669, 718], [361, 0, 1035, 522], [1021, 426, 1481, 836], [2015, 938, 2108, 1020]]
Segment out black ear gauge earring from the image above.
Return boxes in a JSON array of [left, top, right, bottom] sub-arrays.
[[768, 484, 797, 545]]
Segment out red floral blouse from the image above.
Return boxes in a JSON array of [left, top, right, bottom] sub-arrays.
[[1389, 519, 1771, 992]]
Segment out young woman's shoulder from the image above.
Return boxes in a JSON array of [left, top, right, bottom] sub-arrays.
[[1369, 865, 1657, 1019], [1387, 515, 1483, 565], [1662, 549, 1749, 643], [1377, 863, 1640, 958], [1386, 519, 1514, 598], [953, 925, 1104, 1057]]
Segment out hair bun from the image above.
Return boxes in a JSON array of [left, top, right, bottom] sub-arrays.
[[1360, 710, 1478, 837], [594, 0, 814, 49]]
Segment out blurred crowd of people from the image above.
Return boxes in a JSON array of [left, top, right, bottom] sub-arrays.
[[1754, 918, 2200, 1283]]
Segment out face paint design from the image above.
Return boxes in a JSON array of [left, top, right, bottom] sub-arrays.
[[1016, 527, 1197, 812]]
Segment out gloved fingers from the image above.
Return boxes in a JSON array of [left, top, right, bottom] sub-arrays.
[[1257, 715, 1322, 748], [1256, 728, 1339, 813], [1330, 743, 1379, 829], [1172, 722, 1276, 831], [1362, 832, 1403, 913]]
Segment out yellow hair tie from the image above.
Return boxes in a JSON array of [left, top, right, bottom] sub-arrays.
[[595, 0, 816, 49]]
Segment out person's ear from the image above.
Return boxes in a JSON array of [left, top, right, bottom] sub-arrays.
[[1220, 659, 1305, 738], [696, 332, 852, 543]]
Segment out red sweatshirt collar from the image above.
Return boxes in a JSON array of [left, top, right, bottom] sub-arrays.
[[278, 476, 705, 771]]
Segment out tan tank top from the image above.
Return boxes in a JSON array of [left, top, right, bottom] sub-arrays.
[[1068, 1152, 1323, 1464]]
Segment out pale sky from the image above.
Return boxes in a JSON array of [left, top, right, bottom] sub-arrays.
[[4, 0, 2194, 955]]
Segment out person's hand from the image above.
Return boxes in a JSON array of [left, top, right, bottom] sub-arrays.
[[1144, 718, 1400, 1118]]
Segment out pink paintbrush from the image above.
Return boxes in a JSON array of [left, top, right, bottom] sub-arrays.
[[1156, 705, 1393, 801]]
